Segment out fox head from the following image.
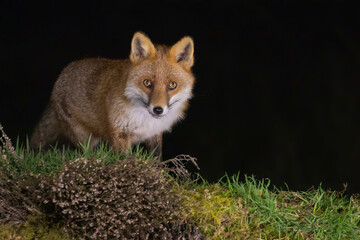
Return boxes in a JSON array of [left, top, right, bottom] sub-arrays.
[[125, 32, 195, 120]]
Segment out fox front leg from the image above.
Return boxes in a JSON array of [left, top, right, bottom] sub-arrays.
[[144, 134, 162, 159], [111, 132, 132, 153]]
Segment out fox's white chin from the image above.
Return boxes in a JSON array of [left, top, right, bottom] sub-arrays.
[[149, 111, 164, 119]]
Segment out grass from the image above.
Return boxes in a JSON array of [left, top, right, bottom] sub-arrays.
[[174, 174, 360, 240], [1, 126, 360, 239], [9, 136, 156, 175], [220, 174, 360, 239]]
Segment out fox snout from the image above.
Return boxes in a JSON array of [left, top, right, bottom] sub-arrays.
[[148, 104, 169, 118], [148, 94, 169, 118]]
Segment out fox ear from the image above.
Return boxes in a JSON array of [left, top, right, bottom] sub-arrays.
[[130, 32, 156, 63], [169, 36, 194, 69]]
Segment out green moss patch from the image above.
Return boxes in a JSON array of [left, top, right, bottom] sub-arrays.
[[0, 215, 71, 240], [175, 183, 261, 239]]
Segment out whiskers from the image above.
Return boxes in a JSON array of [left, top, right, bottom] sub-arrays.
[[169, 99, 180, 109], [138, 98, 149, 108]]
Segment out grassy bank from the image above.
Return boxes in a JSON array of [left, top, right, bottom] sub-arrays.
[[1, 125, 359, 239]]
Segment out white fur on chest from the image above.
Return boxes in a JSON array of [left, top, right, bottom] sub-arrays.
[[117, 105, 181, 142]]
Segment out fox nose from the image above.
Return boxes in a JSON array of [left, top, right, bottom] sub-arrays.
[[153, 106, 163, 115]]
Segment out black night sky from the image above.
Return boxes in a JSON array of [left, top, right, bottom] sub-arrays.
[[1, 1, 360, 193]]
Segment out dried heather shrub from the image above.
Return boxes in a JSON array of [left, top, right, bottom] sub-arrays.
[[36, 156, 204, 239], [0, 168, 31, 225], [0, 124, 39, 225], [160, 154, 199, 182]]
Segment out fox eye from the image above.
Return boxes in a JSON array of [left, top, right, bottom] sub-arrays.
[[143, 79, 152, 88], [167, 81, 177, 90]]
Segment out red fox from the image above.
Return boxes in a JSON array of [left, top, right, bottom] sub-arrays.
[[30, 32, 195, 155]]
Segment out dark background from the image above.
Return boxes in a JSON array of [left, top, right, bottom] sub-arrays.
[[1, 1, 359, 193]]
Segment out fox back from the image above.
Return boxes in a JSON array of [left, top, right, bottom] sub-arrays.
[[30, 32, 195, 155]]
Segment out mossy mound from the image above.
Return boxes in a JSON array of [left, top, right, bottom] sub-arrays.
[[175, 183, 261, 240], [0, 215, 71, 240], [0, 124, 204, 239]]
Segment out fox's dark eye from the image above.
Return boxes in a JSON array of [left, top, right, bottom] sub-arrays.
[[143, 79, 152, 88], [168, 81, 177, 90]]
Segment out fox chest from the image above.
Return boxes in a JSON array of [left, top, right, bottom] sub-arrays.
[[114, 107, 179, 142]]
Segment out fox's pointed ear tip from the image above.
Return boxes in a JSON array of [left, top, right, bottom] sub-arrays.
[[182, 36, 194, 43], [130, 31, 155, 62], [133, 31, 148, 39]]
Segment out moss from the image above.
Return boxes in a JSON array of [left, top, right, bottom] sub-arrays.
[[176, 183, 261, 240], [0, 215, 71, 240], [0, 225, 19, 240]]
